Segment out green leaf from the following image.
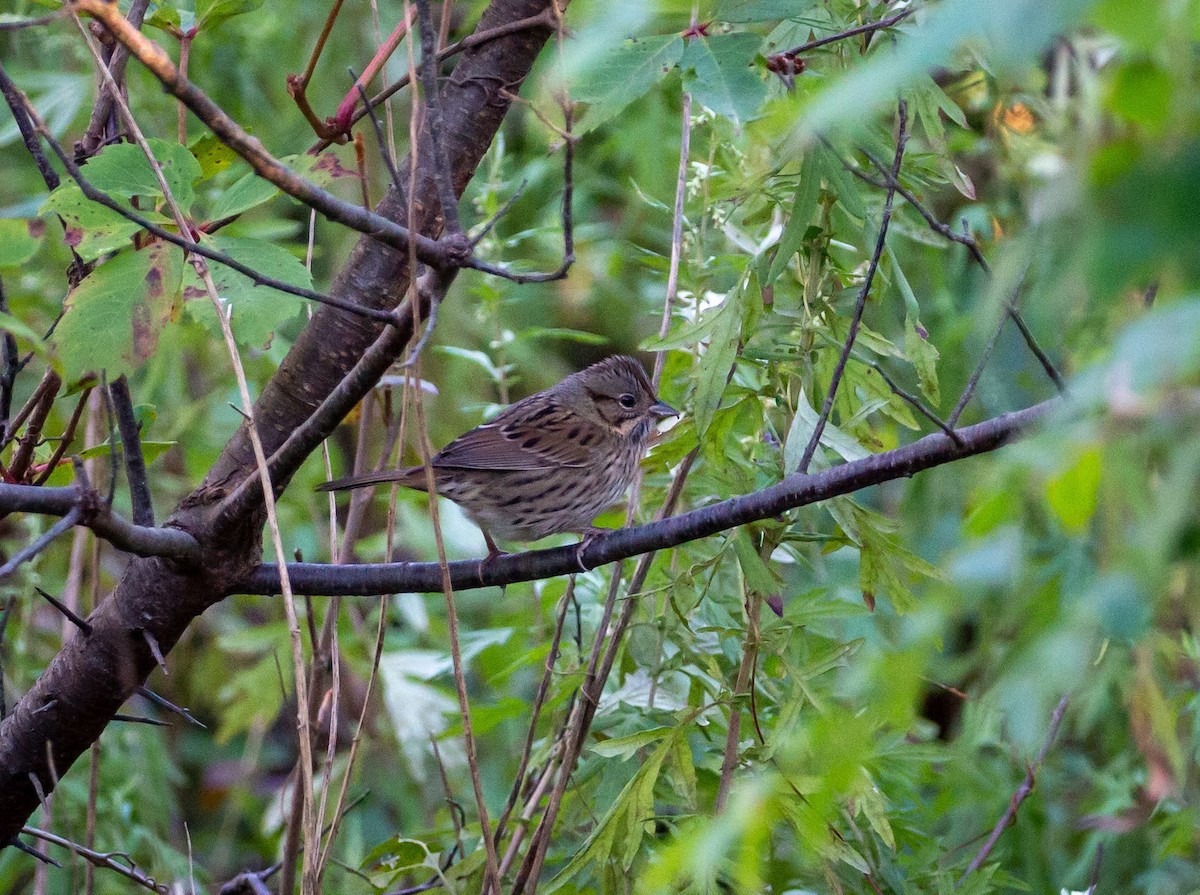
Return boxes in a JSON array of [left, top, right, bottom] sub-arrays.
[[41, 185, 144, 261], [53, 245, 185, 379], [42, 441, 176, 486], [196, 0, 264, 30], [904, 314, 941, 406], [0, 218, 45, 267], [693, 296, 740, 438], [82, 139, 203, 211], [0, 73, 90, 149], [733, 529, 778, 595], [208, 169, 281, 220], [0, 311, 48, 355], [574, 35, 685, 131], [717, 0, 817, 23], [1045, 445, 1102, 534], [184, 235, 312, 348], [784, 388, 870, 472], [764, 150, 821, 285], [1108, 59, 1173, 132], [590, 726, 673, 759], [681, 33, 767, 126]]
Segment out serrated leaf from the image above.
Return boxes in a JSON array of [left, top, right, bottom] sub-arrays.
[[41, 185, 143, 261], [693, 297, 740, 438], [904, 313, 941, 406], [573, 35, 685, 131], [717, 0, 817, 23], [41, 441, 176, 486], [82, 139, 202, 211], [0, 218, 45, 266], [733, 529, 777, 595], [196, 0, 264, 30], [208, 169, 281, 220], [764, 150, 821, 285], [784, 388, 870, 471], [183, 235, 311, 348], [681, 32, 767, 126], [53, 245, 185, 379], [591, 726, 672, 759]]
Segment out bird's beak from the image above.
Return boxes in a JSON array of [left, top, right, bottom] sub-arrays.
[[649, 400, 679, 419]]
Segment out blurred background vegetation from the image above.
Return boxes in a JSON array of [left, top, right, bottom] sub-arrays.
[[1, 0, 1200, 892]]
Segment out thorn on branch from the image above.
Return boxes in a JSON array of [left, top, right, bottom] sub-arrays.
[[34, 587, 92, 634], [136, 685, 207, 729], [112, 713, 170, 727], [141, 629, 169, 676]]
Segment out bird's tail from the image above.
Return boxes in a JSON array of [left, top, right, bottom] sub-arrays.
[[315, 467, 427, 493]]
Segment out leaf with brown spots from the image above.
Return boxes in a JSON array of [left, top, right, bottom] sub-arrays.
[[53, 244, 185, 379], [41, 184, 150, 261]]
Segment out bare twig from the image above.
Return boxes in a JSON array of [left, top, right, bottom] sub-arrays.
[[109, 377, 154, 526], [494, 576, 576, 843], [31, 387, 92, 488], [73, 0, 456, 268], [134, 686, 206, 729], [0, 482, 201, 562], [243, 400, 1055, 596], [21, 825, 167, 892], [850, 144, 1067, 395], [285, 0, 348, 136], [351, 74, 404, 194], [78, 0, 151, 159], [798, 100, 908, 474], [958, 694, 1070, 884], [33, 587, 91, 635], [0, 62, 60, 191], [466, 98, 574, 284], [779, 7, 914, 57], [7, 369, 61, 480], [0, 510, 80, 582]]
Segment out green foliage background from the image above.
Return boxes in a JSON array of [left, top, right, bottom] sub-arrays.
[[2, 0, 1200, 892]]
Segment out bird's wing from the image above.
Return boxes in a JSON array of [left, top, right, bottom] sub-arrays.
[[432, 398, 600, 471]]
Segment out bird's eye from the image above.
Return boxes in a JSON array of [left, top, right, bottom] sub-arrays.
[[618, 393, 637, 409]]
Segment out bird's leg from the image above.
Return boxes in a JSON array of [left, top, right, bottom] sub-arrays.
[[476, 528, 508, 582], [572, 525, 609, 573]]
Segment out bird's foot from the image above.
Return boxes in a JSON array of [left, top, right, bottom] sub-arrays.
[[572, 526, 610, 573], [477, 531, 508, 582]]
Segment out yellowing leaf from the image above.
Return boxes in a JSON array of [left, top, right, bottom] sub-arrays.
[[53, 245, 185, 379], [904, 313, 941, 406], [1046, 446, 1102, 534]]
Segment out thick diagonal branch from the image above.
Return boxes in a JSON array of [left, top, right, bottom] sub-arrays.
[[0, 0, 559, 846]]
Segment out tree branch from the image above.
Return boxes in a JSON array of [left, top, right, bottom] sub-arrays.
[[0, 484, 201, 563], [0, 0, 561, 846], [240, 399, 1056, 596], [72, 0, 458, 269]]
